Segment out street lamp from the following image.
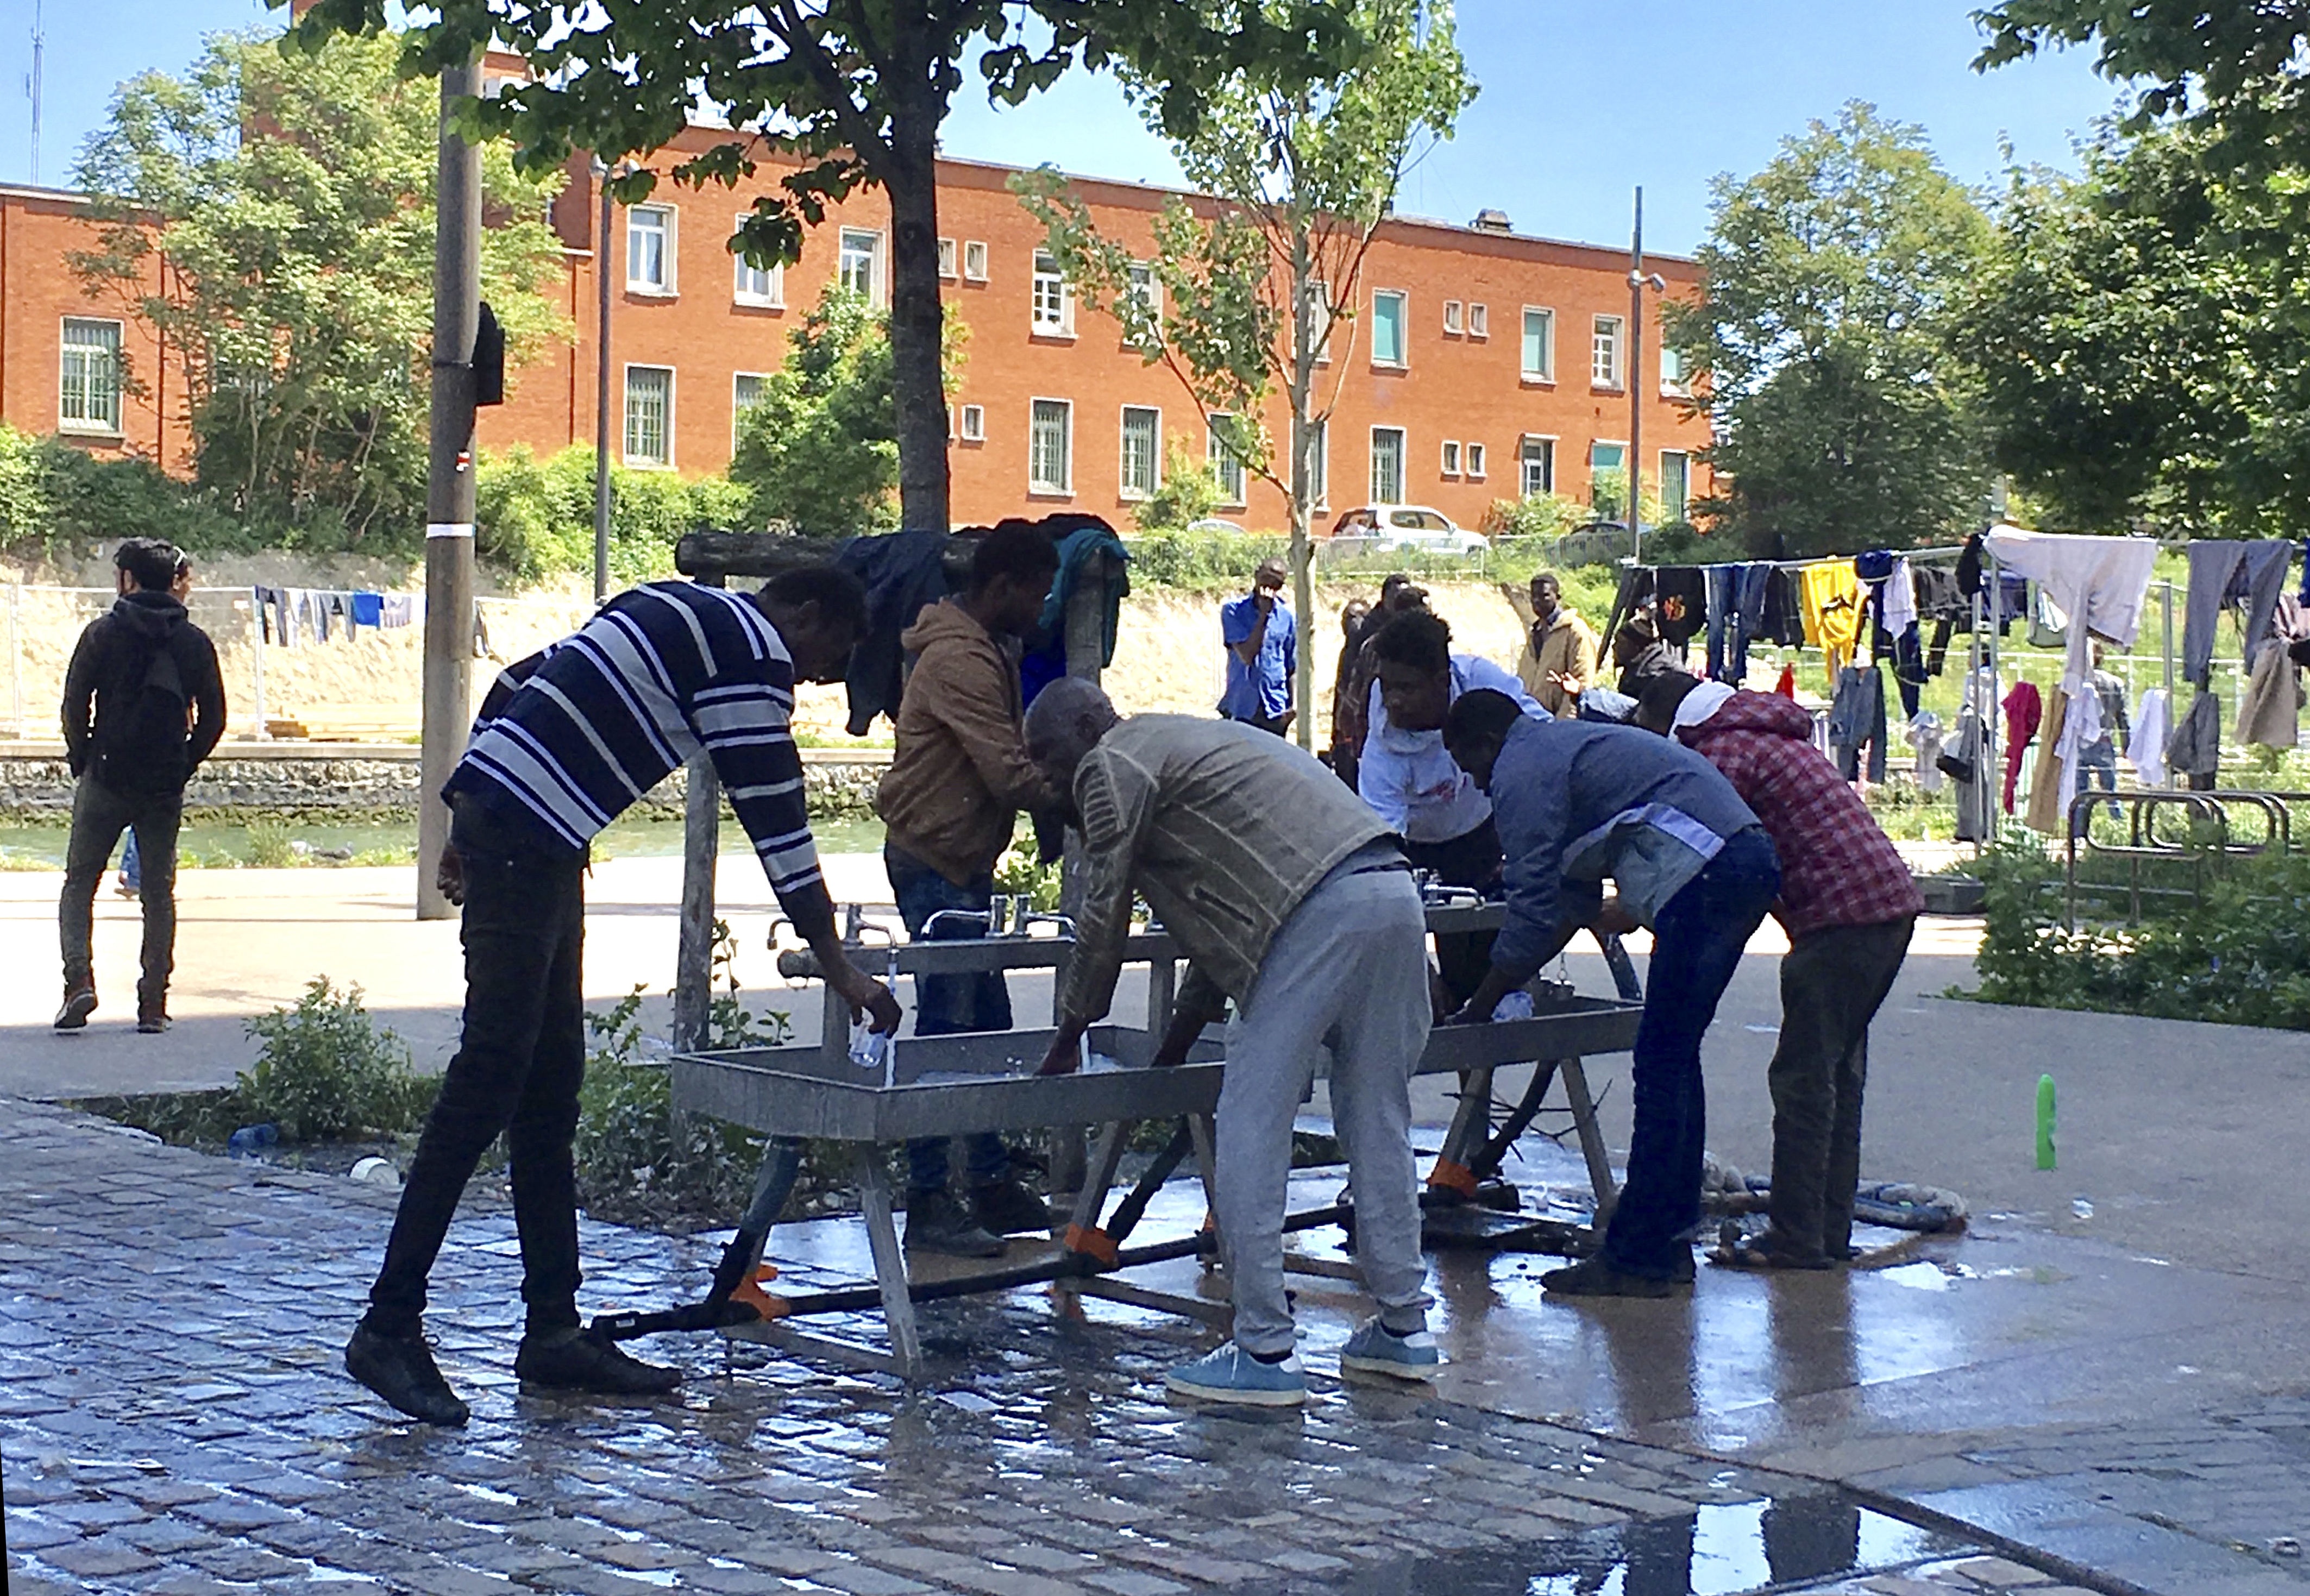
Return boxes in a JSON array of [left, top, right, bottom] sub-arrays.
[[1627, 187, 1667, 567]]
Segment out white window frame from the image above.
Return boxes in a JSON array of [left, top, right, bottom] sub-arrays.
[[58, 317, 124, 435], [1591, 315, 1625, 390], [1309, 417, 1329, 510], [958, 403, 985, 444], [1589, 438, 1628, 507], [1207, 411, 1248, 507], [1660, 449, 1692, 521], [1466, 441, 1486, 480], [1521, 305, 1555, 384], [1467, 303, 1489, 340], [626, 205, 675, 296], [1442, 298, 1464, 336], [1028, 397, 1074, 495], [1370, 426, 1407, 504], [1306, 278, 1334, 366], [1370, 288, 1408, 368], [1660, 343, 1692, 397], [1440, 439, 1461, 477], [937, 237, 958, 280], [732, 217, 783, 307], [1119, 405, 1162, 500], [1127, 261, 1163, 322], [1520, 433, 1557, 498], [963, 240, 989, 281], [623, 363, 674, 468], [837, 227, 884, 306], [1031, 250, 1075, 337], [731, 371, 769, 451]]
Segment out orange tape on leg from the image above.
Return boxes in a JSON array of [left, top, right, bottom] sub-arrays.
[[1426, 1158, 1479, 1197], [1063, 1224, 1119, 1266]]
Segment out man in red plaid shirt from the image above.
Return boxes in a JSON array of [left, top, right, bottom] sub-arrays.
[[1636, 673, 1924, 1269]]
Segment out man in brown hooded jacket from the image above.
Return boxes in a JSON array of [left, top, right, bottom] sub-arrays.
[[875, 525, 1064, 1255]]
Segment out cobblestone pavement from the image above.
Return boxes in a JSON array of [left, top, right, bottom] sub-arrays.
[[0, 1096, 2096, 1596]]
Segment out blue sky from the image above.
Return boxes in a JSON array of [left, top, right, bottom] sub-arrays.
[[7, 0, 2121, 254]]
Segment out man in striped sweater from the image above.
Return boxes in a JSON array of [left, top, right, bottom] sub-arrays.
[[346, 567, 901, 1427]]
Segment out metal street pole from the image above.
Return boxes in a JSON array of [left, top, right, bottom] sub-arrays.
[[417, 56, 482, 921], [593, 160, 614, 606], [1628, 186, 1644, 568]]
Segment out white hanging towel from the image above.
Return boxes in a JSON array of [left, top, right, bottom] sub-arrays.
[[2132, 687, 2171, 787]]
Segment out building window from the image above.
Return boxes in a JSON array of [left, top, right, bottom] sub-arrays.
[[1441, 439, 1461, 476], [963, 240, 989, 281], [838, 228, 881, 303], [1442, 299, 1464, 335], [627, 206, 673, 293], [1591, 315, 1624, 388], [1308, 417, 1329, 508], [1520, 436, 1555, 498], [1371, 290, 1407, 367], [1661, 343, 1691, 396], [958, 403, 985, 443], [1128, 261, 1162, 320], [624, 366, 673, 467], [733, 223, 783, 306], [1030, 399, 1072, 494], [1660, 450, 1691, 522], [1466, 442, 1486, 480], [1305, 278, 1334, 365], [1208, 412, 1247, 505], [1468, 303, 1489, 339], [1032, 251, 1074, 335], [1370, 426, 1406, 503], [732, 372, 767, 450], [1120, 406, 1160, 498], [1521, 306, 1554, 381], [1589, 440, 1627, 511], [937, 237, 958, 279], [59, 318, 123, 433]]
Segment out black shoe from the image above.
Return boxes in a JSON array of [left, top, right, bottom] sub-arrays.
[[54, 989, 96, 1033], [137, 1012, 170, 1035], [345, 1322, 469, 1425], [905, 1189, 1006, 1257], [515, 1327, 681, 1396], [972, 1178, 1052, 1237], [1541, 1256, 1686, 1299]]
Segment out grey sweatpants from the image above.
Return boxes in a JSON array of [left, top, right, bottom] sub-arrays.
[[1215, 859, 1433, 1355]]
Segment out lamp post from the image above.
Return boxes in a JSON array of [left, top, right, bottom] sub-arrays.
[[593, 159, 615, 606], [1627, 188, 1667, 565]]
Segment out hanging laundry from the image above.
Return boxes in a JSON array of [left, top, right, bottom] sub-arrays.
[[380, 594, 415, 629], [1702, 561, 1781, 684], [349, 592, 384, 631], [2166, 687, 2222, 790], [1651, 567, 1708, 652], [2132, 687, 2171, 788], [1774, 663, 1797, 699], [2182, 539, 2292, 688], [2237, 594, 2308, 749], [1828, 662, 1888, 784], [250, 586, 278, 645], [2001, 680, 2042, 815], [1907, 711, 1945, 795], [1798, 561, 1865, 680], [2024, 687, 2070, 836]]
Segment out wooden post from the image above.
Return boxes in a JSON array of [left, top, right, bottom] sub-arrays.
[[673, 571, 726, 1052]]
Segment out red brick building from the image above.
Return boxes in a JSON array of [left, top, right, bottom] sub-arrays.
[[3, 136, 1710, 533]]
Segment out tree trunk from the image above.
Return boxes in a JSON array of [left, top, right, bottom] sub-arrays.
[[1287, 236, 1317, 752], [883, 97, 951, 534]]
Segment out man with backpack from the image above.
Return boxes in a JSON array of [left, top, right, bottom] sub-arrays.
[[58, 537, 225, 1035]]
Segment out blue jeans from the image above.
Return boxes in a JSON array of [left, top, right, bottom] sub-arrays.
[[886, 845, 1012, 1195], [2072, 744, 2118, 837], [121, 830, 142, 891], [1603, 828, 1781, 1277]]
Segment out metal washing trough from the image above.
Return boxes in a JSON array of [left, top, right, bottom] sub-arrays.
[[649, 904, 1643, 1379]]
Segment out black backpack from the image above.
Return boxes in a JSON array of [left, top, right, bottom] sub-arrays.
[[92, 627, 192, 796]]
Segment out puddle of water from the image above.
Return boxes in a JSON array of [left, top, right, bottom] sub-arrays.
[[1394, 1494, 1971, 1595]]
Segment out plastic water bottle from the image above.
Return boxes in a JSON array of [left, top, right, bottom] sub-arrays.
[[1490, 989, 1535, 1022], [849, 1021, 892, 1075], [227, 1123, 279, 1158], [2035, 1075, 2057, 1171]]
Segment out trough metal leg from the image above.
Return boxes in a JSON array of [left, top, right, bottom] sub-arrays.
[[1560, 1058, 1617, 1226], [1187, 1113, 1226, 1275], [854, 1146, 925, 1380], [1431, 1066, 1497, 1195]]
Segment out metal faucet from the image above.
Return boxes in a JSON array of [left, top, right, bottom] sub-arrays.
[[920, 908, 993, 939], [1020, 912, 1078, 938]]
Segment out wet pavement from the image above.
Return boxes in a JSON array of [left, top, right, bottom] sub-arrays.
[[5, 1097, 2308, 1594]]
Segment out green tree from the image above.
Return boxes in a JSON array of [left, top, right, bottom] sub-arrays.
[[1962, 123, 2310, 536], [1664, 103, 1992, 557], [730, 287, 901, 536], [291, 0, 1371, 538], [1015, 0, 1473, 746], [70, 29, 567, 546], [1133, 442, 1228, 535]]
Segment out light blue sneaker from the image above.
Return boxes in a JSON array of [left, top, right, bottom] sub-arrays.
[[1165, 1342, 1307, 1407], [1338, 1317, 1442, 1381]]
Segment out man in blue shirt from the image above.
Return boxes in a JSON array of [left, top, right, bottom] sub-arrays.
[[1442, 688, 1779, 1298], [1219, 557, 1296, 735]]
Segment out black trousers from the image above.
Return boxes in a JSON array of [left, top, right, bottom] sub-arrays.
[[1767, 915, 1914, 1262], [367, 801, 587, 1337], [1402, 820, 1502, 1002], [59, 774, 182, 1013]]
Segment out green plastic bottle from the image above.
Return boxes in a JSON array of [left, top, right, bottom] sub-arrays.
[[2035, 1073, 2057, 1171]]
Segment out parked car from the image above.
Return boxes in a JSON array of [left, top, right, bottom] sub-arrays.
[[1326, 504, 1489, 558], [1182, 518, 1247, 536]]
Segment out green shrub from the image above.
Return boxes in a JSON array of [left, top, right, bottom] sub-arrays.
[[1128, 529, 1289, 589], [0, 422, 263, 557], [237, 977, 433, 1140], [243, 820, 296, 868], [1133, 444, 1227, 536], [473, 444, 758, 583]]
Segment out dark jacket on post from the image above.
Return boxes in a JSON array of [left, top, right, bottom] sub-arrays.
[[61, 591, 225, 791]]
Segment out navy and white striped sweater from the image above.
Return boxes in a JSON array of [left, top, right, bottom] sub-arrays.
[[444, 582, 833, 939]]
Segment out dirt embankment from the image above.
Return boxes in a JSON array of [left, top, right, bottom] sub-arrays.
[[2, 555, 1529, 748]]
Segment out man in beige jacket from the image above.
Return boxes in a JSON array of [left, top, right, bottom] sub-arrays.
[[1026, 680, 1438, 1406], [876, 526, 1063, 1255], [1515, 571, 1600, 718]]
